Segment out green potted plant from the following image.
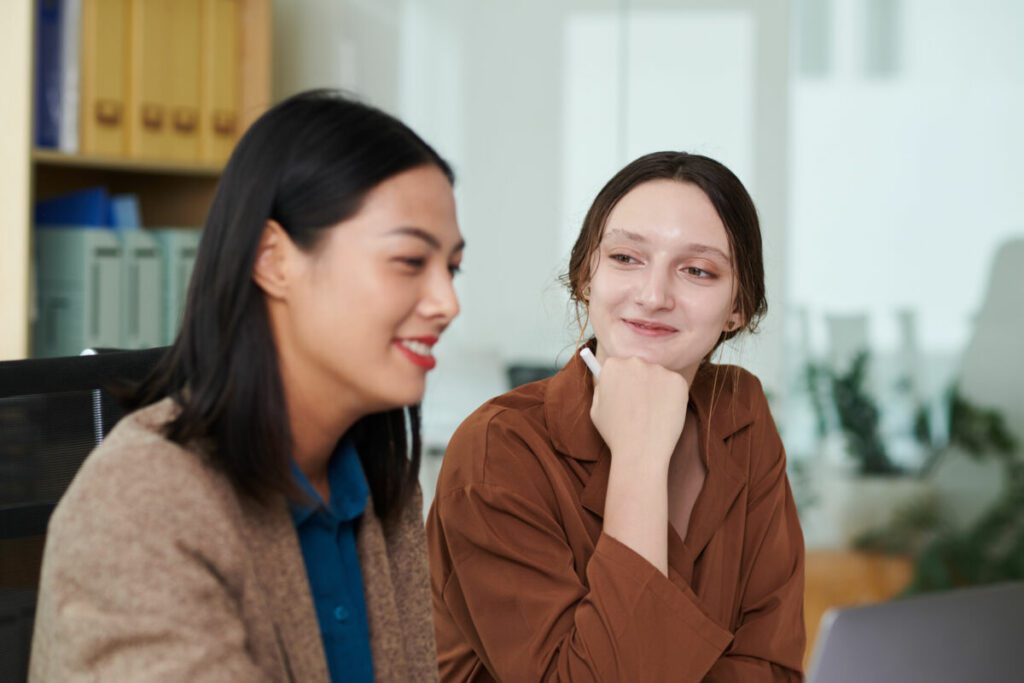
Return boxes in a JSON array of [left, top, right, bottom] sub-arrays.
[[853, 388, 1021, 594], [803, 351, 932, 547]]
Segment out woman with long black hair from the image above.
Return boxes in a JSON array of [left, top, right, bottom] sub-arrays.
[[30, 90, 464, 682]]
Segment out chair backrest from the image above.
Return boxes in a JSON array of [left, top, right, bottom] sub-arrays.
[[0, 347, 167, 681]]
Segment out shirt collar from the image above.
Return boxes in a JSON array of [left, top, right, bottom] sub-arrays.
[[289, 438, 369, 526]]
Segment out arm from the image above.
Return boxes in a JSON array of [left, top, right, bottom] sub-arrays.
[[703, 401, 806, 682], [594, 356, 688, 576], [29, 443, 269, 682], [430, 426, 732, 682], [434, 485, 732, 682]]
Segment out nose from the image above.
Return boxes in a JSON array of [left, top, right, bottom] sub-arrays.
[[419, 265, 461, 326], [634, 265, 674, 311]]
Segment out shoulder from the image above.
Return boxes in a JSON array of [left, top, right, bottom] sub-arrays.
[[700, 364, 785, 482], [698, 363, 768, 408], [435, 378, 557, 497], [695, 363, 776, 431], [68, 397, 227, 501], [49, 398, 238, 542]]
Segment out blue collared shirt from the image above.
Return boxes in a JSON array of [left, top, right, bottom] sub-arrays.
[[289, 439, 374, 683]]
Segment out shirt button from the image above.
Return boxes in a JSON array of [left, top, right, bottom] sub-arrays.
[[333, 605, 349, 622]]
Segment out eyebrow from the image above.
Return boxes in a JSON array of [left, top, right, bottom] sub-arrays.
[[387, 226, 465, 254], [604, 229, 731, 262], [604, 228, 648, 244]]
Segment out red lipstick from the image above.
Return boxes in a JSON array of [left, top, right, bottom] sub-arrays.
[[393, 337, 438, 370]]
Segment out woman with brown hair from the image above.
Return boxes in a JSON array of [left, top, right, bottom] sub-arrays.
[[427, 152, 805, 681]]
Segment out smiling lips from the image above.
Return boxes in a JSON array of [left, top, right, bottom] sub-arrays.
[[623, 318, 679, 337], [394, 336, 438, 370]]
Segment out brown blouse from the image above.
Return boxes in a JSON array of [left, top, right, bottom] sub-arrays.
[[426, 353, 805, 682]]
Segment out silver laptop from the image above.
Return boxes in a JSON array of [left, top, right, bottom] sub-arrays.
[[807, 582, 1024, 683]]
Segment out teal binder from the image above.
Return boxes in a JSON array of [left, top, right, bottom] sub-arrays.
[[119, 231, 163, 349], [150, 229, 202, 344], [34, 228, 123, 357]]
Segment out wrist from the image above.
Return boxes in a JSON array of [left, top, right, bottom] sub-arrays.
[[608, 442, 675, 469], [608, 449, 671, 487]]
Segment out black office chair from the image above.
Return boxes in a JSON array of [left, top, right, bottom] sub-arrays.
[[0, 347, 167, 681]]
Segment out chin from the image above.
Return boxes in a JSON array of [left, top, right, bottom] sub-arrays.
[[389, 382, 427, 409], [629, 349, 665, 366], [605, 342, 691, 374], [360, 384, 423, 415], [607, 338, 667, 363]]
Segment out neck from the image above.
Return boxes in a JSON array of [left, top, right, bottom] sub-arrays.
[[681, 362, 700, 387], [288, 403, 355, 481], [278, 355, 363, 492]]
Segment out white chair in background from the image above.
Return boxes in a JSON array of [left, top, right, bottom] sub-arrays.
[[932, 237, 1024, 526]]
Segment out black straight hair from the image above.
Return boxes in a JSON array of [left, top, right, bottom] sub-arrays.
[[127, 89, 453, 521]]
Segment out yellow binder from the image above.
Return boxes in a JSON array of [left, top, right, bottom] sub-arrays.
[[80, 0, 131, 157], [166, 0, 202, 161], [130, 0, 201, 161], [201, 0, 241, 164], [128, 0, 169, 158]]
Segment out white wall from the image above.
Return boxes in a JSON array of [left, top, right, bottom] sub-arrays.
[[784, 0, 1024, 528], [273, 0, 403, 110], [789, 0, 1024, 355]]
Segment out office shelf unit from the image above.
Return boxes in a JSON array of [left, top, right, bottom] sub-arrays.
[[0, 0, 271, 360]]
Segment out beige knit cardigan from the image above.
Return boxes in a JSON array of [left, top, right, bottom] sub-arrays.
[[29, 398, 438, 682]]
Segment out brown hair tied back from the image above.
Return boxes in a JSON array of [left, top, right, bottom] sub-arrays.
[[561, 151, 767, 357]]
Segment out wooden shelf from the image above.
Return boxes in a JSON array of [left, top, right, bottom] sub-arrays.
[[32, 149, 223, 177], [0, 0, 271, 360]]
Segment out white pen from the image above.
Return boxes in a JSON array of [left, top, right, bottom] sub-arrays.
[[579, 347, 601, 378]]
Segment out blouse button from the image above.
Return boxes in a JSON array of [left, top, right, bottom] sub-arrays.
[[333, 605, 349, 622]]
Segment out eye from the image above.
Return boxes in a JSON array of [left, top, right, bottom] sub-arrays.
[[448, 263, 462, 277], [609, 253, 639, 265], [395, 256, 427, 271], [682, 266, 714, 278]]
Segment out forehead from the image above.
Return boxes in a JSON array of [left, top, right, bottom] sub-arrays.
[[329, 165, 461, 246], [603, 179, 729, 252]]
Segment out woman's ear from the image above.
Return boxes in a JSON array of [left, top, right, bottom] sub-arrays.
[[252, 220, 294, 299], [724, 306, 746, 333]]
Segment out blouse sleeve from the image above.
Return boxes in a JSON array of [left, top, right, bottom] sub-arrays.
[[703, 396, 806, 682]]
